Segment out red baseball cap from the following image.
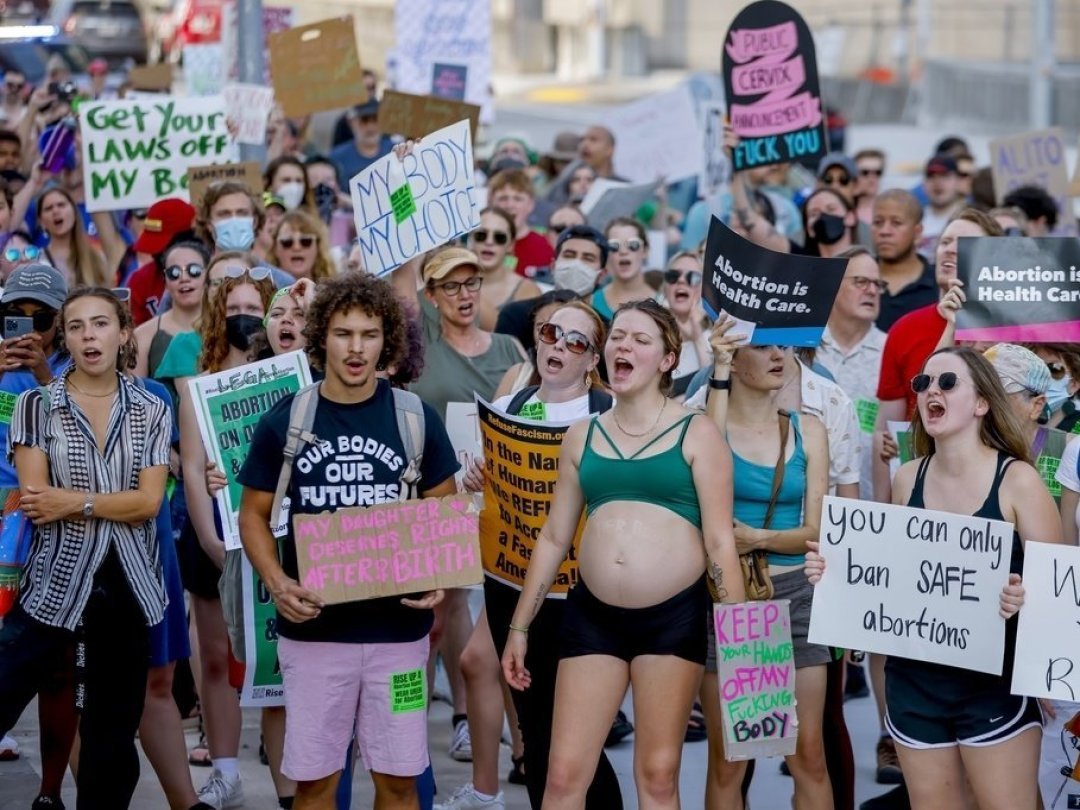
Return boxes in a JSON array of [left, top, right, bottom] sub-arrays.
[[88, 59, 108, 76], [133, 198, 196, 255]]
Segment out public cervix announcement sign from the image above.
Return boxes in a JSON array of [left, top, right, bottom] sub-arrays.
[[808, 496, 1013, 675], [80, 96, 237, 212]]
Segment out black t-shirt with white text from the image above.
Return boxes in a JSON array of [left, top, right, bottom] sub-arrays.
[[239, 380, 460, 643]]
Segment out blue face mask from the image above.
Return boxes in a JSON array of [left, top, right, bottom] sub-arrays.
[[213, 216, 255, 251], [1045, 374, 1073, 412]]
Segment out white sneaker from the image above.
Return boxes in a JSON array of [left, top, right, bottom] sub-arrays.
[[0, 733, 18, 760], [434, 783, 505, 810], [196, 769, 244, 809], [449, 719, 473, 762]]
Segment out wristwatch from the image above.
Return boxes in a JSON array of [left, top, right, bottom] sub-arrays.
[[708, 377, 732, 391], [82, 494, 93, 518]]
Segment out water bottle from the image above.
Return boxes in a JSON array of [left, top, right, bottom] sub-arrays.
[[0, 509, 31, 617]]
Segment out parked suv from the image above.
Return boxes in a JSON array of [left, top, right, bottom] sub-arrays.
[[51, 0, 149, 68]]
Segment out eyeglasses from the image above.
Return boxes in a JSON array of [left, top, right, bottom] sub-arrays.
[[164, 263, 205, 281], [858, 167, 883, 177], [2, 308, 54, 332], [608, 238, 643, 253], [911, 372, 964, 393], [433, 276, 483, 296], [537, 322, 592, 355], [3, 245, 41, 263], [663, 269, 702, 286], [278, 235, 315, 249], [472, 229, 509, 246], [823, 174, 853, 186], [849, 276, 888, 293], [1047, 361, 1068, 380]]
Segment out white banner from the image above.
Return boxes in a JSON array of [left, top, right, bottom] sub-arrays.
[[808, 496, 1013, 674], [608, 84, 705, 184], [350, 119, 480, 276], [1013, 542, 1080, 699], [182, 43, 224, 96], [79, 96, 237, 212], [223, 83, 275, 146]]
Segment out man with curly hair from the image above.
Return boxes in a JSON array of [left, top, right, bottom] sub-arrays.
[[238, 272, 460, 809]]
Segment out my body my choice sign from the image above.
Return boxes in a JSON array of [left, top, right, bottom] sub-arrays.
[[808, 496, 1012, 674], [80, 96, 237, 212]]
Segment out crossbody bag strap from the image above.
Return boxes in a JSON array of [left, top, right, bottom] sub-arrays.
[[761, 410, 791, 531]]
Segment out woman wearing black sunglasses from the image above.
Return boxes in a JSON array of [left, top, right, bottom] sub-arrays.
[[469, 207, 540, 331], [591, 217, 657, 323], [808, 347, 1063, 810], [661, 251, 710, 399], [267, 210, 335, 282]]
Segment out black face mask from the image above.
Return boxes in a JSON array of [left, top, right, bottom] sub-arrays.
[[811, 212, 847, 245], [225, 314, 264, 351]]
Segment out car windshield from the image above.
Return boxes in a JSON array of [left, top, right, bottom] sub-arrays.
[[0, 41, 90, 84]]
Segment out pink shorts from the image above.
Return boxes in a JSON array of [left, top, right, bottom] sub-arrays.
[[277, 635, 430, 781]]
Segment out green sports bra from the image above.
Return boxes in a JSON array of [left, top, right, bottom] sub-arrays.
[[578, 414, 702, 529]]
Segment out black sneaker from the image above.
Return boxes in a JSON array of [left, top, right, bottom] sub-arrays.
[[845, 661, 870, 700], [604, 710, 634, 747], [31, 797, 65, 810]]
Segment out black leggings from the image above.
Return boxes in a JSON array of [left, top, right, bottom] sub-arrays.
[[485, 578, 624, 810]]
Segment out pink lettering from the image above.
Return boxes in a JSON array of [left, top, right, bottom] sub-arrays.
[[731, 55, 805, 103], [725, 21, 797, 64], [729, 93, 822, 137]]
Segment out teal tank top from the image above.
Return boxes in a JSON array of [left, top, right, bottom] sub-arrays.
[[578, 414, 702, 529], [731, 411, 807, 566]]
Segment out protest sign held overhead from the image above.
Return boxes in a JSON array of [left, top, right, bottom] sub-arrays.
[[701, 217, 847, 346], [581, 178, 662, 231], [128, 63, 173, 92], [808, 497, 1013, 675], [186, 162, 263, 208], [79, 96, 236, 212], [377, 90, 481, 143], [1012, 542, 1080, 701], [269, 16, 366, 117], [606, 84, 704, 184], [183, 43, 225, 97], [723, 0, 828, 172], [293, 495, 485, 604], [220, 1, 294, 85], [990, 128, 1075, 229], [701, 102, 730, 199], [431, 63, 469, 101], [350, 119, 480, 276], [476, 398, 582, 596], [188, 352, 314, 550], [714, 601, 798, 761], [222, 84, 275, 146], [956, 236, 1080, 342]]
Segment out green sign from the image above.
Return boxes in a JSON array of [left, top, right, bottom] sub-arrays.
[[241, 553, 284, 706]]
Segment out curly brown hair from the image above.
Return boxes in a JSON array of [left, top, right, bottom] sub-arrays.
[[198, 274, 276, 373], [60, 286, 137, 370], [302, 273, 408, 375]]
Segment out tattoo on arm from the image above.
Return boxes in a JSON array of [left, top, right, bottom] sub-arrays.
[[710, 562, 729, 601], [530, 585, 547, 619]]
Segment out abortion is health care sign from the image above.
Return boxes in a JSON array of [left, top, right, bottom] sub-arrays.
[[714, 600, 798, 760], [350, 119, 480, 276], [808, 497, 1013, 675], [701, 216, 847, 346], [722, 0, 828, 172], [955, 236, 1080, 343]]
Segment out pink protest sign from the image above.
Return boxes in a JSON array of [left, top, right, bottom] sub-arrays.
[[294, 494, 484, 604], [722, 1, 827, 172], [714, 600, 798, 760]]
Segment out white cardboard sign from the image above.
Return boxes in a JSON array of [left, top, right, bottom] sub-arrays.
[[223, 83, 275, 146], [608, 84, 705, 184], [1012, 542, 1080, 699]]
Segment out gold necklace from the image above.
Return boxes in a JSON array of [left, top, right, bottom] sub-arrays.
[[613, 398, 666, 438], [68, 378, 118, 398]]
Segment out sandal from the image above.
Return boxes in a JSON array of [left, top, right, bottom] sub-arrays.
[[684, 702, 707, 743], [188, 725, 212, 767], [508, 754, 526, 785]]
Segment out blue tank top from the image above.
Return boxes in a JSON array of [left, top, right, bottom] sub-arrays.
[[730, 411, 807, 566]]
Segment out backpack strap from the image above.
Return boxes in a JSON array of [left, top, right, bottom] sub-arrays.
[[391, 387, 425, 502], [506, 385, 540, 416], [271, 383, 321, 525]]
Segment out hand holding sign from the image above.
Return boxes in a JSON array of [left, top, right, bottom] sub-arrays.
[[267, 574, 324, 624]]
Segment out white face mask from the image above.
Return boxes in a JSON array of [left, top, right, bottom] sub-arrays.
[[277, 182, 305, 211], [553, 259, 600, 296]]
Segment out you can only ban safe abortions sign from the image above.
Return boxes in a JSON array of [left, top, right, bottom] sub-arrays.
[[79, 96, 237, 212], [293, 494, 485, 604], [188, 352, 313, 550], [715, 600, 798, 760], [350, 119, 480, 276], [808, 496, 1013, 675]]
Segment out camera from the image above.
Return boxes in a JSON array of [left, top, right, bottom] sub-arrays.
[[47, 81, 78, 104]]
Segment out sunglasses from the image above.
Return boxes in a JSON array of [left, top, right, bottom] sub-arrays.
[[278, 235, 315, 249], [110, 287, 131, 303], [823, 174, 852, 186], [223, 265, 272, 281], [1047, 361, 1068, 380], [4, 82, 24, 92], [164, 263, 205, 281], [537, 322, 592, 355], [663, 269, 702, 286], [608, 238, 643, 253], [472, 229, 509, 246], [433, 275, 483, 296], [849, 275, 888, 293], [3, 245, 41, 263], [911, 372, 965, 393], [3, 308, 55, 332], [858, 167, 883, 177]]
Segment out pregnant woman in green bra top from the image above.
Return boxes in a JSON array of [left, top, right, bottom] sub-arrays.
[[503, 299, 744, 809]]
